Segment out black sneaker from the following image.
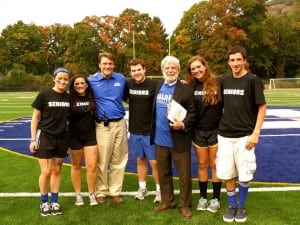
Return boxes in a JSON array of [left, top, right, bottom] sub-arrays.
[[51, 202, 62, 215], [235, 206, 247, 223], [223, 206, 237, 223], [40, 202, 52, 216]]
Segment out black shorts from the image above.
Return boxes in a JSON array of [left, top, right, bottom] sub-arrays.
[[68, 133, 97, 150], [35, 131, 68, 159], [192, 129, 218, 148]]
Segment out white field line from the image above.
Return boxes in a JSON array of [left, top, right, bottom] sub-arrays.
[[260, 134, 300, 137], [1, 187, 300, 197], [0, 138, 31, 140]]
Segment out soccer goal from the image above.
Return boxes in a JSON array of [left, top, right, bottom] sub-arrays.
[[269, 78, 300, 89]]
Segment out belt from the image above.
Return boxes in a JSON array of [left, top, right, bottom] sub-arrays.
[[96, 117, 123, 123]]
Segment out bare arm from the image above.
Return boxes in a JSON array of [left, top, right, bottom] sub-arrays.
[[246, 103, 267, 150], [29, 108, 41, 153]]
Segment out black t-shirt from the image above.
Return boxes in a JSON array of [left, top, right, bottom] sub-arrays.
[[193, 80, 223, 130], [126, 78, 158, 135], [218, 73, 266, 138], [31, 88, 70, 137], [68, 95, 96, 136]]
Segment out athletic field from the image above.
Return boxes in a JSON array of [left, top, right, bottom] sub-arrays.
[[0, 91, 300, 225], [1, 91, 299, 182]]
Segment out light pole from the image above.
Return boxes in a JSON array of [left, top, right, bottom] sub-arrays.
[[168, 34, 175, 56], [168, 36, 171, 56], [133, 30, 136, 59]]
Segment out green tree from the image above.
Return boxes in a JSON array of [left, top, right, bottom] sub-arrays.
[[173, 0, 250, 76], [64, 20, 103, 75], [113, 8, 166, 76], [171, 1, 206, 76], [234, 0, 267, 77], [0, 21, 46, 75], [43, 24, 73, 73], [262, 0, 300, 78]]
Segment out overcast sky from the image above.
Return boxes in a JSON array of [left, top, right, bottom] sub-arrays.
[[0, 0, 201, 35]]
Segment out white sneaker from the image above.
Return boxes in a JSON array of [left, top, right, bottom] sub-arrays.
[[89, 193, 98, 206], [51, 202, 62, 215], [40, 202, 52, 216], [196, 197, 208, 211], [207, 198, 220, 213], [153, 190, 161, 203], [75, 194, 84, 206], [134, 188, 148, 200]]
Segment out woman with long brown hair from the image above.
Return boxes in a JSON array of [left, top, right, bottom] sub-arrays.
[[186, 55, 223, 213], [68, 74, 98, 206]]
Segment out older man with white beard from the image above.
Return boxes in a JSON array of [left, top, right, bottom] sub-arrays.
[[151, 56, 197, 219]]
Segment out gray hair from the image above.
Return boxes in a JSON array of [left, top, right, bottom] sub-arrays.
[[161, 56, 180, 71]]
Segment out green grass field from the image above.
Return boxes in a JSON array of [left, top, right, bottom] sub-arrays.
[[0, 92, 36, 122], [264, 89, 300, 106], [0, 90, 299, 122], [0, 91, 300, 225]]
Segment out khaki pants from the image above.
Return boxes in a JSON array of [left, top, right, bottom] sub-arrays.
[[95, 119, 128, 196]]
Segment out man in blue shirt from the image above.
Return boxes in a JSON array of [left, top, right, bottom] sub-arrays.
[[88, 52, 128, 204]]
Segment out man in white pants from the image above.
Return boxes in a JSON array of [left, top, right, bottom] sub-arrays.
[[216, 45, 267, 223]]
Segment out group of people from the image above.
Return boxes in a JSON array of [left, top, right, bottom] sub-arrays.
[[29, 45, 266, 223]]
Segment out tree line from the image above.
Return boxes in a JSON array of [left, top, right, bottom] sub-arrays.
[[0, 0, 299, 91]]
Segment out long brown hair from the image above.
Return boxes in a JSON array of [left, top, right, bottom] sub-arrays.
[[69, 74, 96, 116], [186, 55, 221, 105]]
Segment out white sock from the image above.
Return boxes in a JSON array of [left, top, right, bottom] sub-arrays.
[[156, 184, 160, 191], [139, 181, 146, 189]]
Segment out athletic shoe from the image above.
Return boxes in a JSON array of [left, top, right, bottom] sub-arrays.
[[40, 202, 52, 216], [235, 206, 247, 223], [134, 188, 148, 200], [75, 194, 84, 206], [207, 198, 220, 213], [153, 190, 161, 203], [51, 202, 62, 215], [196, 197, 208, 211], [89, 193, 98, 206], [223, 206, 237, 223]]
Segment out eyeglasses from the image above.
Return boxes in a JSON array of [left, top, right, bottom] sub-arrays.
[[74, 82, 87, 87]]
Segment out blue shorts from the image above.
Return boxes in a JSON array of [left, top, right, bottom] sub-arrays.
[[128, 134, 156, 160]]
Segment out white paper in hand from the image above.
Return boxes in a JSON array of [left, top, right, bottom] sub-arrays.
[[166, 99, 187, 123]]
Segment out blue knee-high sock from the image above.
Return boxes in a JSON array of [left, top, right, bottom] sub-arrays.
[[50, 192, 58, 203], [238, 182, 249, 207], [40, 194, 48, 203], [227, 190, 237, 207]]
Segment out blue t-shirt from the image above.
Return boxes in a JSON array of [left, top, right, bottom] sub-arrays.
[[88, 72, 127, 119], [154, 82, 176, 147]]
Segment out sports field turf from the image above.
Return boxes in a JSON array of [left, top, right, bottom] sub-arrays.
[[0, 91, 300, 225]]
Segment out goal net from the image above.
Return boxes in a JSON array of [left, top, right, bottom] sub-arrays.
[[269, 78, 300, 89]]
